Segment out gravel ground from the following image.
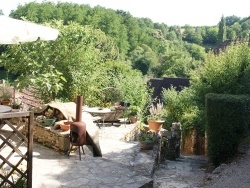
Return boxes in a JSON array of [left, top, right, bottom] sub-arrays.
[[202, 141, 250, 188]]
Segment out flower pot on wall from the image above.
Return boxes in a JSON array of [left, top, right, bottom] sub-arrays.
[[138, 130, 159, 150], [1, 100, 11, 105], [147, 119, 165, 133]]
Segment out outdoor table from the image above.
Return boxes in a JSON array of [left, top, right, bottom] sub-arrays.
[[83, 107, 115, 126], [0, 105, 12, 113], [83, 106, 129, 126]]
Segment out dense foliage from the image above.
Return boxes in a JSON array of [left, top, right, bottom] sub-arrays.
[[192, 42, 250, 103], [1, 2, 250, 140], [8, 1, 209, 78], [6, 1, 250, 79], [0, 2, 248, 80], [162, 86, 202, 134], [161, 42, 250, 136], [0, 21, 149, 109]]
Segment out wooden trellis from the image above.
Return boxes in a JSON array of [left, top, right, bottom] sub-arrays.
[[0, 111, 33, 188]]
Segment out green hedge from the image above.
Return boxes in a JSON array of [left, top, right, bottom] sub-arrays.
[[205, 93, 250, 166]]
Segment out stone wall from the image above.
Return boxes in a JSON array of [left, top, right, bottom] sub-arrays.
[[21, 121, 140, 153], [122, 123, 139, 141], [21, 122, 70, 153]]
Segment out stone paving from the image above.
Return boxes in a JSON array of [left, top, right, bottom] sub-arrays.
[[30, 123, 158, 188], [153, 155, 208, 188], [32, 143, 152, 188], [1, 122, 209, 188]]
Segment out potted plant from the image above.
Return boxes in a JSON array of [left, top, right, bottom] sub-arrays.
[[0, 84, 12, 105], [128, 105, 140, 123], [138, 129, 159, 150], [147, 101, 165, 133], [12, 100, 22, 109]]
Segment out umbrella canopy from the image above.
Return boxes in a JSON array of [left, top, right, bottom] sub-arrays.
[[0, 16, 59, 44]]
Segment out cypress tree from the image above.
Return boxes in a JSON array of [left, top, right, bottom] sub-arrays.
[[218, 15, 227, 45]]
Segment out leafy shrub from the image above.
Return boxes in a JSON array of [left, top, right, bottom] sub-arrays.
[[162, 86, 202, 133], [110, 62, 150, 118], [0, 21, 149, 107], [188, 42, 250, 136]]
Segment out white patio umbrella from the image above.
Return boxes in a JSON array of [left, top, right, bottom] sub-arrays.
[[0, 15, 59, 44], [0, 15, 59, 107]]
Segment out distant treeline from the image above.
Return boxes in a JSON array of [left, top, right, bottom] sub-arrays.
[[1, 1, 250, 77]]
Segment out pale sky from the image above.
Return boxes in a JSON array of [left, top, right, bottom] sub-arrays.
[[0, 0, 250, 26]]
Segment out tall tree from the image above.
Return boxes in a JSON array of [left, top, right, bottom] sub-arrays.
[[183, 26, 202, 45], [218, 15, 227, 44], [0, 22, 119, 103], [227, 27, 237, 41], [129, 44, 158, 75], [116, 11, 140, 52], [202, 26, 218, 46]]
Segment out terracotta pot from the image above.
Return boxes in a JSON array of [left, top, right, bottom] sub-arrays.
[[129, 115, 137, 123], [60, 124, 70, 131], [1, 100, 11, 105], [148, 119, 164, 133]]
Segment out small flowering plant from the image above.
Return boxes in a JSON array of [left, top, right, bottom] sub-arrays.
[[138, 130, 159, 144], [147, 101, 164, 121]]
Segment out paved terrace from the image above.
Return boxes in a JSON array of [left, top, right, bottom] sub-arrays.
[[1, 92, 210, 187], [2, 123, 159, 188]]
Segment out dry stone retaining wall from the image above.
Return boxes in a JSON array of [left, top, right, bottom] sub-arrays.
[[21, 122, 70, 152]]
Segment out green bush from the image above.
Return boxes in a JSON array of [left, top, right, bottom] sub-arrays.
[[190, 42, 250, 137], [205, 93, 249, 166], [162, 86, 203, 133]]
